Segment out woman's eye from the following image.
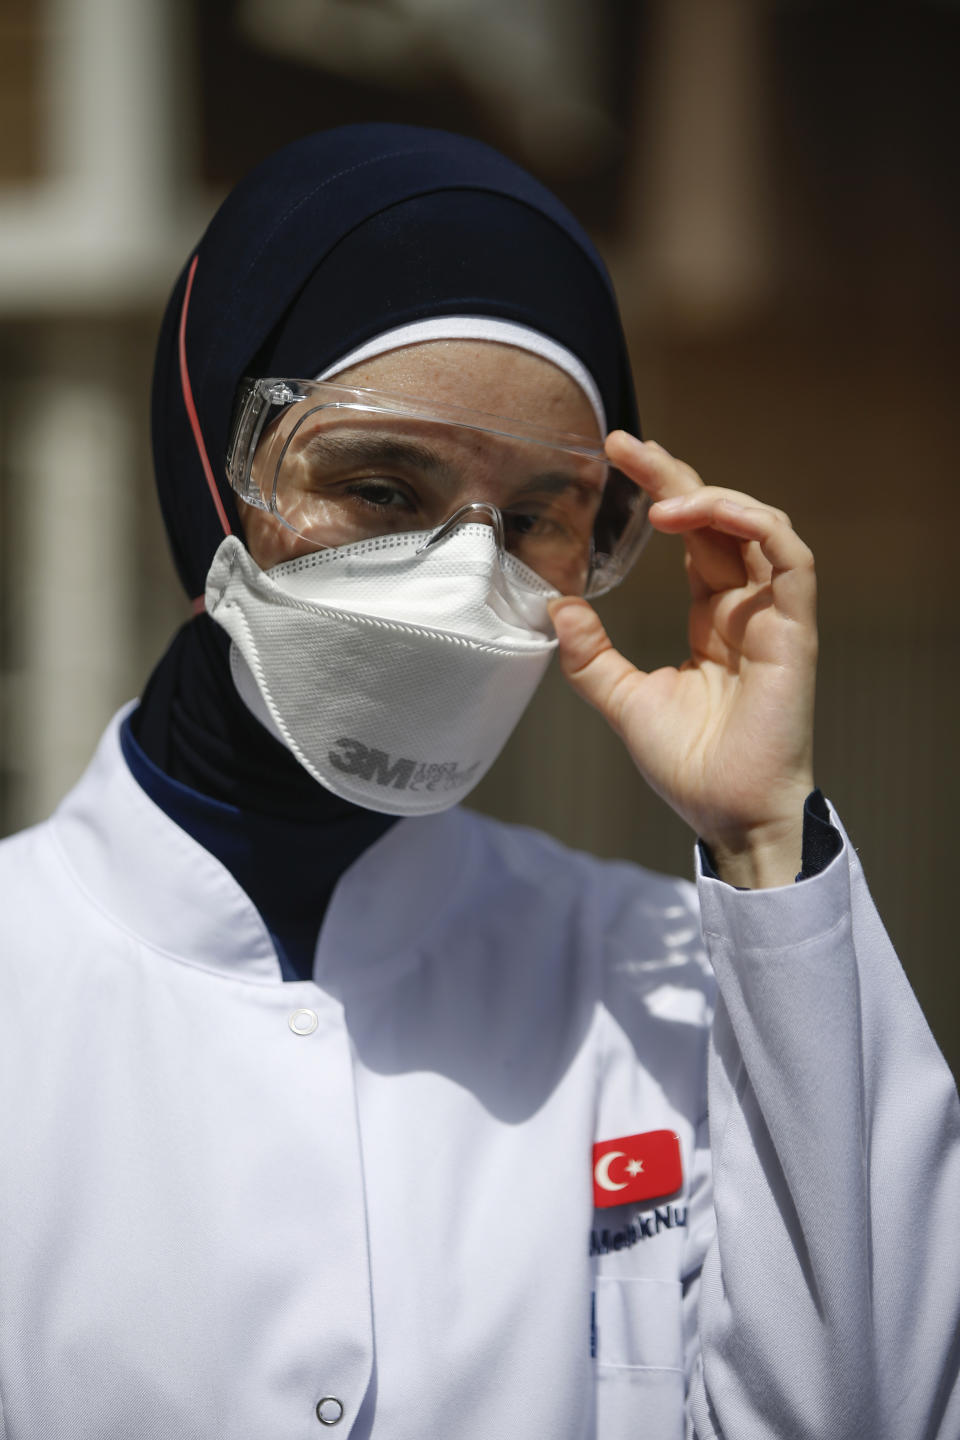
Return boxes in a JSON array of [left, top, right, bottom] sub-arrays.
[[347, 479, 416, 510], [504, 509, 548, 538]]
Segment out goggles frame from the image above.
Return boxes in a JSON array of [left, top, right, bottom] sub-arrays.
[[226, 378, 651, 596]]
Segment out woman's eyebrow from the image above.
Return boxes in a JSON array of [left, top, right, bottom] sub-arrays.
[[512, 470, 605, 498], [301, 430, 455, 476], [300, 429, 604, 497]]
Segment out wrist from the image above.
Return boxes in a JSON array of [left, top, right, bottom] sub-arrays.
[[701, 801, 808, 890]]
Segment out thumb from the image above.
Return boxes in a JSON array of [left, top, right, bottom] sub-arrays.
[[547, 597, 641, 732]]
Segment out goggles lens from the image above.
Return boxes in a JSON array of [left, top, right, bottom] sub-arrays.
[[227, 380, 651, 596]]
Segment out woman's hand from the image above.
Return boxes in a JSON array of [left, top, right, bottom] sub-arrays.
[[548, 431, 818, 889]]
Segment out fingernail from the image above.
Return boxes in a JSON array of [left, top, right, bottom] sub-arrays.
[[653, 495, 687, 513]]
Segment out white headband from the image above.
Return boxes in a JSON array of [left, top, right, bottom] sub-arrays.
[[318, 316, 607, 436]]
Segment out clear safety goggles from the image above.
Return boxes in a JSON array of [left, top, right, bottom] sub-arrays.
[[226, 378, 651, 596]]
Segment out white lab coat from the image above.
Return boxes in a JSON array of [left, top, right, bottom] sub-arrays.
[[0, 711, 957, 1440]]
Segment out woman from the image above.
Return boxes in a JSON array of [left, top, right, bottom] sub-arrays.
[[0, 124, 957, 1440]]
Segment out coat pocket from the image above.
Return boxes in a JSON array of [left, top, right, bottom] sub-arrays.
[[593, 1275, 684, 1371], [594, 1277, 686, 1439]]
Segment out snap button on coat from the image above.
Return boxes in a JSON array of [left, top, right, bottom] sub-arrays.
[[289, 1008, 319, 1035]]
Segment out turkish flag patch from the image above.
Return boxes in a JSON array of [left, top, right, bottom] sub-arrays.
[[592, 1130, 683, 1208]]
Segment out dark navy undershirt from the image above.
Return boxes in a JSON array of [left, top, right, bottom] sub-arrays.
[[120, 715, 392, 982]]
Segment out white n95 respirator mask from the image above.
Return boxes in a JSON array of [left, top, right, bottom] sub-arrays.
[[204, 524, 559, 816]]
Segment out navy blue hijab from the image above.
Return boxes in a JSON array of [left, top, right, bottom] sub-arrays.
[[132, 124, 639, 973]]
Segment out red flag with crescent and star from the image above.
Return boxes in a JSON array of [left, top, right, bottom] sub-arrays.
[[592, 1130, 683, 1208]]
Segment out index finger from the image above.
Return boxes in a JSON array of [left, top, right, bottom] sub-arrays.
[[604, 431, 703, 503]]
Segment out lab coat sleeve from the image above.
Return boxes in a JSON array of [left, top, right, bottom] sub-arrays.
[[686, 805, 960, 1440]]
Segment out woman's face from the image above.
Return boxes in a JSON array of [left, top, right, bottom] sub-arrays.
[[239, 339, 602, 580]]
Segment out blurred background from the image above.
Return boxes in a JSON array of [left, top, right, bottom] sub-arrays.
[[0, 0, 957, 1074]]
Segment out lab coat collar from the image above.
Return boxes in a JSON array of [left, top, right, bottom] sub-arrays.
[[51, 709, 475, 985]]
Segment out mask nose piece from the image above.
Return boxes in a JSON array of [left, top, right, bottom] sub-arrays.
[[417, 502, 506, 556]]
